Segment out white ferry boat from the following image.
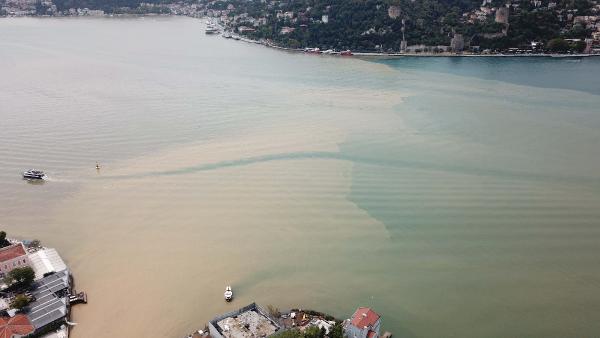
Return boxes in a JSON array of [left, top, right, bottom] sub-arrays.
[[22, 169, 46, 180]]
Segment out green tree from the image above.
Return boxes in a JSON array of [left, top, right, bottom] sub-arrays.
[[6, 267, 36, 287], [573, 40, 587, 52], [0, 231, 11, 248], [273, 329, 304, 338], [26, 239, 41, 249], [10, 294, 30, 310], [304, 326, 324, 338], [546, 38, 570, 52], [329, 322, 344, 338]]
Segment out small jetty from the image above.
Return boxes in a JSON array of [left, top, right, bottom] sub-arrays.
[[69, 290, 88, 305]]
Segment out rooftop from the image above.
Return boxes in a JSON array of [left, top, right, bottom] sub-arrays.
[[0, 243, 26, 263], [0, 314, 34, 338], [27, 270, 69, 329], [28, 248, 67, 280], [210, 303, 280, 338], [217, 310, 278, 338], [350, 307, 380, 329]]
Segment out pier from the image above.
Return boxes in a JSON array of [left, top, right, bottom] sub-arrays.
[[69, 290, 87, 305]]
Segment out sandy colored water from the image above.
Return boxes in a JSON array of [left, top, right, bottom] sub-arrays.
[[52, 124, 389, 337]]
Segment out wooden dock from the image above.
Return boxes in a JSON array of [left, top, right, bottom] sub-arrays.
[[69, 291, 87, 305]]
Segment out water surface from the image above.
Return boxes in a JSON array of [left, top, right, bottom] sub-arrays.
[[1, 17, 600, 338]]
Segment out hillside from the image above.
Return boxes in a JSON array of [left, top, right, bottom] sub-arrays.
[[2, 0, 599, 52]]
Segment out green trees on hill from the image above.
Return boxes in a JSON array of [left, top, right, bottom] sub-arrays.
[[224, 0, 595, 52]]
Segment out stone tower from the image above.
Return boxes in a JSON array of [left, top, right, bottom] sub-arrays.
[[495, 6, 509, 24], [450, 34, 465, 52]]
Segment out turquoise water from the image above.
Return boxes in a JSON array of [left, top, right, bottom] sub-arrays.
[[378, 56, 600, 95], [346, 57, 600, 337], [1, 17, 600, 338]]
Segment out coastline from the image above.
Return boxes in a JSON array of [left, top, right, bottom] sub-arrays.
[[224, 32, 599, 58], [202, 18, 600, 58], [2, 14, 598, 58], [0, 236, 86, 338]]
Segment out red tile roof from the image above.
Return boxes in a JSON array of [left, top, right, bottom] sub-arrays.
[[367, 331, 376, 338], [0, 315, 34, 338], [350, 307, 380, 329], [0, 244, 26, 263]]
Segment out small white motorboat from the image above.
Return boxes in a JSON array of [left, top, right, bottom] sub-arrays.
[[224, 286, 233, 302]]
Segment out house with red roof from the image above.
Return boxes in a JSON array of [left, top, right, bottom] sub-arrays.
[[343, 307, 381, 338], [0, 314, 34, 338], [0, 244, 31, 279]]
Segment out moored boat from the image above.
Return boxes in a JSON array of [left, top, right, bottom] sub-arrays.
[[224, 286, 233, 302], [205, 23, 219, 35]]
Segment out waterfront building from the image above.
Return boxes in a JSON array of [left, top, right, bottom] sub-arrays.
[[208, 303, 280, 338], [343, 307, 381, 338], [0, 244, 31, 278], [27, 248, 67, 280], [26, 270, 70, 333]]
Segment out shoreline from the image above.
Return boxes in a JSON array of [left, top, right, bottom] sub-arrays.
[[225, 33, 599, 58], [185, 302, 389, 338], [206, 18, 600, 58], [2, 15, 598, 58], [251, 40, 600, 58], [0, 236, 87, 338]]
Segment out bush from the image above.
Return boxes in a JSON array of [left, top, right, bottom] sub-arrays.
[[329, 322, 344, 338], [546, 38, 570, 52], [267, 304, 281, 318], [0, 231, 11, 248], [10, 294, 30, 310], [273, 329, 304, 338]]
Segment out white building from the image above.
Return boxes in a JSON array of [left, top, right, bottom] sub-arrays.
[[28, 248, 67, 280]]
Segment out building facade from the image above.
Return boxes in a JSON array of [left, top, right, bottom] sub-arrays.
[[0, 243, 31, 278]]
